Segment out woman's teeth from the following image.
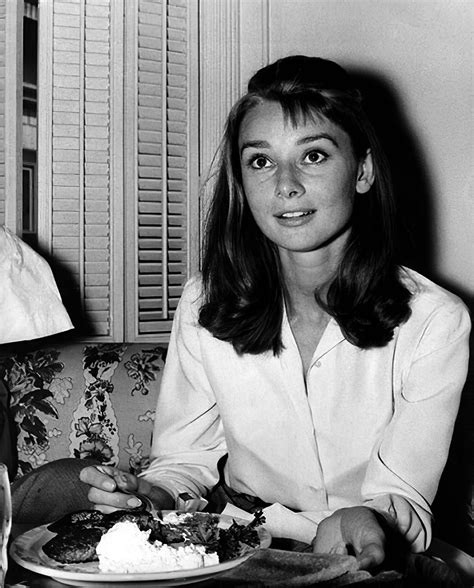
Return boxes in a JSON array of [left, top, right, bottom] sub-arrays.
[[280, 210, 314, 218]]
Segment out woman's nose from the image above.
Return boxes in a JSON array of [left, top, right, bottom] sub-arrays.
[[276, 166, 305, 198]]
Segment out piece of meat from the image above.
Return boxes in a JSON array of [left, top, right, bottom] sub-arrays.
[[42, 526, 105, 563], [47, 509, 106, 534]]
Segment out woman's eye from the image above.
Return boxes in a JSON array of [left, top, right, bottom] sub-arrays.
[[304, 150, 327, 164], [249, 155, 271, 169]]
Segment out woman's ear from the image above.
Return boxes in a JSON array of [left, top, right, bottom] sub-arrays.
[[355, 149, 375, 194]]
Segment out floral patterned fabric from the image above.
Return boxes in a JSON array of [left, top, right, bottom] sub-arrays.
[[0, 342, 166, 480]]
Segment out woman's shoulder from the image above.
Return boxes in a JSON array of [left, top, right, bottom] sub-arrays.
[[181, 273, 204, 301], [400, 266, 471, 333], [175, 274, 205, 320], [401, 266, 467, 308]]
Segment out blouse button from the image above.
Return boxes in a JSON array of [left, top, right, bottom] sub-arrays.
[[315, 360, 322, 368]]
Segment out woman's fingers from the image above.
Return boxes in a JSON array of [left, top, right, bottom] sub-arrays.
[[79, 465, 173, 514], [111, 470, 139, 493], [340, 507, 386, 569], [313, 507, 387, 570], [79, 465, 141, 511], [355, 541, 385, 570], [79, 464, 117, 492], [86, 484, 142, 512], [312, 511, 343, 553], [329, 541, 348, 555]]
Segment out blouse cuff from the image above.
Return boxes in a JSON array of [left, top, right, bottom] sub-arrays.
[[138, 470, 209, 511], [364, 493, 431, 552]]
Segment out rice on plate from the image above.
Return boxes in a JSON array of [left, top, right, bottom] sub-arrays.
[[96, 520, 219, 573]]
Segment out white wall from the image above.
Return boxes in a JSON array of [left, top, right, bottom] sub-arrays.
[[238, 0, 473, 299]]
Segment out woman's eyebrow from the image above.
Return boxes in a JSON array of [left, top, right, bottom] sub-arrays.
[[240, 140, 270, 155], [240, 133, 339, 155], [297, 133, 339, 147]]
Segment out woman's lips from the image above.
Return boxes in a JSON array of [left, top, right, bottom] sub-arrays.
[[275, 209, 316, 224]]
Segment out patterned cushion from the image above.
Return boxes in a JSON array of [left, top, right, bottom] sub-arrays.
[[0, 342, 167, 479]]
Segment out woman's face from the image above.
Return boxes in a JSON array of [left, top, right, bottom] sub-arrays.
[[238, 100, 373, 258]]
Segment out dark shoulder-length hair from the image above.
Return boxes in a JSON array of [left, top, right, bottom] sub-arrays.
[[199, 55, 411, 354]]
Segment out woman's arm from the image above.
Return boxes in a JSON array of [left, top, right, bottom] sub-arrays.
[[139, 277, 228, 504], [81, 280, 225, 513], [361, 298, 471, 552], [313, 296, 470, 565]]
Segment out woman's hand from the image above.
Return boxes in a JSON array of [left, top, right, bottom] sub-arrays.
[[312, 506, 386, 569], [79, 464, 174, 514]]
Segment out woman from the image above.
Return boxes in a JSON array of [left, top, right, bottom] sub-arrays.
[[81, 55, 470, 568]]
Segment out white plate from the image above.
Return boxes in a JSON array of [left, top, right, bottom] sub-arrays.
[[9, 511, 271, 586]]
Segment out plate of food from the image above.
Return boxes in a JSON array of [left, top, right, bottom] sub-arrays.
[[10, 509, 271, 586]]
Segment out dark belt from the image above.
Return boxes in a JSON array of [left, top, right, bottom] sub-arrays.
[[206, 456, 314, 551], [205, 455, 272, 514]]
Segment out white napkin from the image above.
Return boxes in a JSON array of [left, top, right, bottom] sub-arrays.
[[176, 492, 209, 512], [222, 503, 333, 545], [0, 226, 73, 344]]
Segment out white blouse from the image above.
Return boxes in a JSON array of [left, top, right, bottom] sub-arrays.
[[143, 267, 470, 551]]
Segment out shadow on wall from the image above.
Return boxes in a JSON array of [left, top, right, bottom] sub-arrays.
[[352, 69, 473, 554], [33, 243, 93, 338], [351, 69, 435, 275]]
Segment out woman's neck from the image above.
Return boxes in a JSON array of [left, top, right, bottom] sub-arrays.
[[279, 248, 340, 316], [278, 225, 348, 294], [280, 251, 337, 375]]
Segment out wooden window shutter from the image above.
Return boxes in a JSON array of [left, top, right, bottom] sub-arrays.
[[45, 0, 115, 338], [124, 0, 193, 341]]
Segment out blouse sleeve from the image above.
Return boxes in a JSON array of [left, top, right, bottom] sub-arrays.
[[140, 278, 227, 502], [361, 297, 471, 552]]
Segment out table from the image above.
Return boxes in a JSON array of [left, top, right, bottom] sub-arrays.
[[5, 539, 465, 587]]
